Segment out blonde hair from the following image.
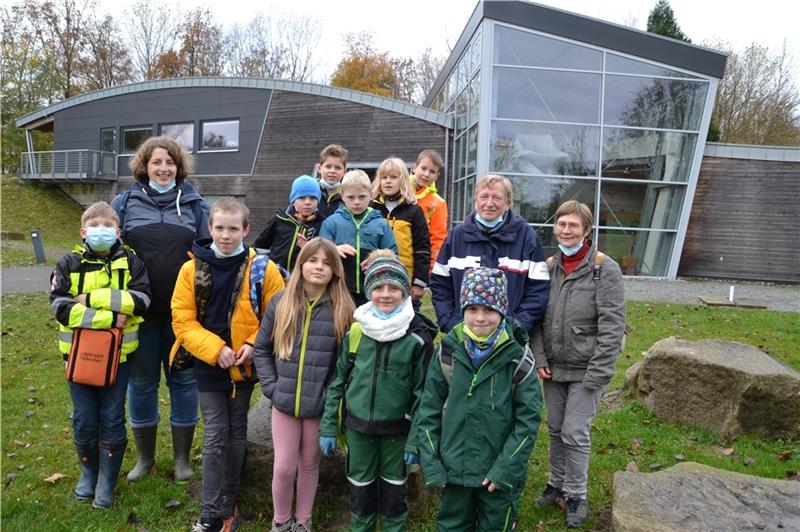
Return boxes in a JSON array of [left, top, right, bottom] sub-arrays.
[[475, 174, 513, 208], [209, 196, 250, 228], [128, 136, 195, 185], [340, 169, 371, 193], [82, 201, 119, 227], [271, 238, 355, 360], [372, 157, 415, 204]]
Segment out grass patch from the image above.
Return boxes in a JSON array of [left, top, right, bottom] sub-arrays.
[[1, 175, 82, 266], [2, 294, 798, 530]]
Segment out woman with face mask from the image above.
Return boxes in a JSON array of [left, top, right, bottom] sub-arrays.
[[110, 136, 210, 484], [530, 200, 626, 528]]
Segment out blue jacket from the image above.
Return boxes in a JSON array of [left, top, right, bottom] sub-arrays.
[[429, 211, 550, 333], [319, 205, 397, 295]]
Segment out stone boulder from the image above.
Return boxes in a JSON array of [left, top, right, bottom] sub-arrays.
[[624, 338, 800, 439], [612, 462, 800, 531]]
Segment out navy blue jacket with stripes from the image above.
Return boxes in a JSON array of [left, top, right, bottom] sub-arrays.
[[429, 211, 550, 334]]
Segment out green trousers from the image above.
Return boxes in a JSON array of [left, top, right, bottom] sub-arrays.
[[346, 429, 407, 532], [437, 483, 521, 532]]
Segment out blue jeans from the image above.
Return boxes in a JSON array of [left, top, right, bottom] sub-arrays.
[[198, 387, 253, 520], [127, 317, 198, 428], [70, 362, 131, 445]]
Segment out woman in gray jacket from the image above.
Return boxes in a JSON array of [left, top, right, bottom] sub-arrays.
[[253, 238, 355, 532], [532, 200, 626, 529]]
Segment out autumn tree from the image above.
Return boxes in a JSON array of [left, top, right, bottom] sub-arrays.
[[711, 42, 800, 146], [176, 7, 225, 76], [79, 15, 134, 91], [331, 32, 401, 99], [124, 0, 177, 80], [646, 0, 690, 42]]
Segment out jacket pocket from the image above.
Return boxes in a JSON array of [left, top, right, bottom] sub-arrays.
[[568, 323, 598, 363]]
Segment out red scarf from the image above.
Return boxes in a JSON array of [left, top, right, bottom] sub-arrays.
[[562, 240, 591, 276]]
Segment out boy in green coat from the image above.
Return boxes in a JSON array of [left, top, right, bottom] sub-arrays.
[[418, 267, 542, 531]]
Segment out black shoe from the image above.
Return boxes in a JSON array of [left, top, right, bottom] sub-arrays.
[[566, 498, 588, 528], [534, 483, 564, 507]]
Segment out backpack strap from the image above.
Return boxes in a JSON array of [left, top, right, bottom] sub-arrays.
[[592, 251, 605, 281], [115, 190, 132, 229], [511, 345, 536, 390], [439, 343, 455, 386], [249, 253, 269, 318], [348, 322, 362, 355]]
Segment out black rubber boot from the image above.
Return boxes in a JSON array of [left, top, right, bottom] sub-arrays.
[[93, 442, 126, 509], [74, 442, 99, 501], [172, 425, 195, 482]]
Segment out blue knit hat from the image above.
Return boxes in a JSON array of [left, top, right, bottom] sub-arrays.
[[289, 174, 321, 203], [460, 267, 508, 317]]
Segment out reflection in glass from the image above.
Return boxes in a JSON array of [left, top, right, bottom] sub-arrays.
[[599, 181, 685, 229], [468, 74, 480, 126], [604, 75, 708, 131], [606, 53, 701, 79], [491, 121, 599, 177], [453, 178, 465, 222], [453, 136, 464, 181], [122, 127, 153, 153], [533, 226, 560, 259], [467, 126, 478, 176], [201, 120, 239, 149], [602, 128, 697, 182], [493, 67, 601, 123], [454, 91, 468, 136], [161, 123, 194, 150], [597, 229, 675, 276], [493, 25, 602, 70], [507, 176, 596, 224]]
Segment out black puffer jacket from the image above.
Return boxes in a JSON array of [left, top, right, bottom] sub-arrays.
[[253, 291, 339, 418]]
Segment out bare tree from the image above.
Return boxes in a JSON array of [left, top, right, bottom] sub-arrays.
[[409, 47, 447, 104], [80, 15, 134, 91], [176, 7, 225, 76], [124, 0, 177, 80], [277, 14, 320, 82], [712, 41, 800, 146]]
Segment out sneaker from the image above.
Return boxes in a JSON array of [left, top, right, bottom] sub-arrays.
[[534, 483, 564, 507], [293, 519, 312, 532], [191, 518, 223, 532], [566, 498, 588, 528], [221, 515, 239, 532], [271, 520, 294, 532]]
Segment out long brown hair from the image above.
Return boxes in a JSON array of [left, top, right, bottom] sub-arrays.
[[271, 237, 354, 360], [128, 136, 195, 185]]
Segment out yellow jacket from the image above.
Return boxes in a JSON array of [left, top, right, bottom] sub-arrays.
[[169, 248, 284, 377]]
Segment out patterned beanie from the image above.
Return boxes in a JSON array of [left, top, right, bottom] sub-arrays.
[[364, 251, 411, 299], [460, 267, 508, 317], [289, 174, 322, 203]]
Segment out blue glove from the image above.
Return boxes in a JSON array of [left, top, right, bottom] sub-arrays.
[[319, 436, 336, 456], [404, 452, 419, 465]]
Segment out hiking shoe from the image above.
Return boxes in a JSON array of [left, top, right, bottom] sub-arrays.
[[534, 483, 564, 507], [271, 520, 294, 532], [293, 519, 312, 532], [566, 498, 588, 528], [191, 518, 223, 532]]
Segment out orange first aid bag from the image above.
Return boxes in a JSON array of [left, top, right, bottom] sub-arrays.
[[66, 328, 123, 387]]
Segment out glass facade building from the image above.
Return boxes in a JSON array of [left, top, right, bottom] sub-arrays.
[[428, 2, 725, 278]]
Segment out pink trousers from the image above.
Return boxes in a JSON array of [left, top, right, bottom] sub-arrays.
[[271, 406, 322, 524]]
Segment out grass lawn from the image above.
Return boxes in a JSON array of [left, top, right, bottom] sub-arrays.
[[2, 293, 798, 531], [1, 176, 83, 266]]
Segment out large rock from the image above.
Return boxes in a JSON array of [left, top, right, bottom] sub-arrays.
[[624, 338, 800, 439], [612, 462, 800, 531]]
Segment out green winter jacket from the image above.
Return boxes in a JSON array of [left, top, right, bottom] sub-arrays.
[[320, 313, 436, 454], [418, 321, 542, 491]]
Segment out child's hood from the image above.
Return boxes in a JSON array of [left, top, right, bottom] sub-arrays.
[[191, 238, 249, 268]]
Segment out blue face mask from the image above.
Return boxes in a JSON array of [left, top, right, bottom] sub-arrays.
[[85, 227, 118, 252], [148, 179, 176, 193], [370, 301, 406, 320], [210, 242, 245, 258], [319, 179, 340, 191], [475, 211, 505, 229], [558, 239, 584, 256]]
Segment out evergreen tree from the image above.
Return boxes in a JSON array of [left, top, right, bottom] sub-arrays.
[[646, 0, 690, 42]]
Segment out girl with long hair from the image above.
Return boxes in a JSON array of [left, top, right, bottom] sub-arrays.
[[253, 237, 355, 532]]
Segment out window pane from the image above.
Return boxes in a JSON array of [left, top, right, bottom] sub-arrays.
[[467, 125, 478, 176], [597, 228, 675, 276], [101, 129, 116, 152], [201, 120, 239, 149], [508, 176, 596, 224], [494, 25, 602, 70], [606, 53, 701, 79], [493, 67, 601, 123], [122, 127, 153, 153], [602, 128, 697, 182], [161, 123, 194, 150], [534, 226, 560, 258], [465, 176, 475, 216], [604, 75, 708, 131], [491, 121, 599, 177], [454, 91, 468, 137], [599, 181, 685, 229], [468, 73, 480, 126], [453, 178, 465, 222]]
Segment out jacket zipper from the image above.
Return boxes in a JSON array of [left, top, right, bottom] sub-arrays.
[[368, 342, 383, 424], [294, 297, 319, 417], [350, 209, 371, 294], [287, 225, 300, 271]]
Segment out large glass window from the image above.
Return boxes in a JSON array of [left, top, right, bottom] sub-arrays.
[[603, 75, 708, 131], [599, 181, 685, 229], [602, 128, 697, 182], [201, 119, 239, 150], [606, 53, 702, 79], [491, 121, 600, 177], [508, 176, 596, 224], [598, 229, 675, 276], [494, 25, 602, 70], [493, 68, 601, 123], [160, 122, 194, 150], [121, 126, 153, 153]]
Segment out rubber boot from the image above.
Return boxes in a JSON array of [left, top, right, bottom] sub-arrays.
[[126, 426, 157, 482], [93, 442, 126, 509], [172, 425, 195, 482], [74, 442, 99, 501]]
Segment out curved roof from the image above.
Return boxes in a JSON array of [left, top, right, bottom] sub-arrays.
[[16, 76, 450, 129]]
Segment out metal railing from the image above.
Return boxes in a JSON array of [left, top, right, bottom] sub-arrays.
[[19, 150, 118, 182]]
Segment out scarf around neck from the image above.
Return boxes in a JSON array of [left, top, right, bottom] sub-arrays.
[[353, 297, 415, 342]]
